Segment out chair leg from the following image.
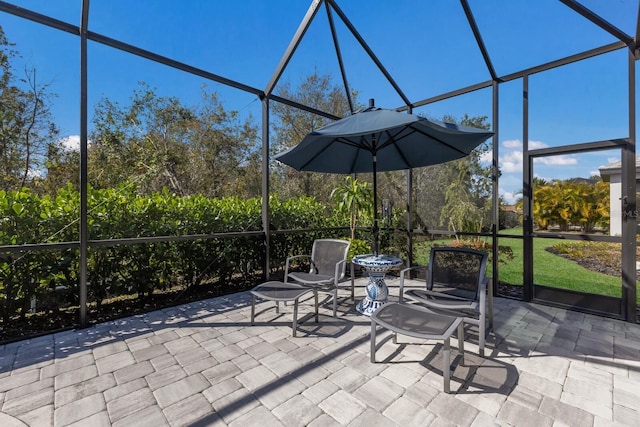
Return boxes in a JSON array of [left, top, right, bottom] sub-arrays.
[[350, 262, 355, 300], [292, 298, 299, 337], [251, 295, 256, 325], [314, 290, 319, 323], [370, 320, 376, 363], [444, 337, 451, 393], [332, 289, 337, 317], [458, 321, 465, 366], [479, 318, 485, 357], [488, 279, 494, 330]]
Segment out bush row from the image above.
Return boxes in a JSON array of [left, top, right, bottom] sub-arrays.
[[0, 185, 342, 324]]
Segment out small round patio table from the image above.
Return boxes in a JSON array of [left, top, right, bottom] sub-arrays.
[[353, 254, 403, 316]]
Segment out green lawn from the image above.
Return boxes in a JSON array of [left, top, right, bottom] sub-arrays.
[[414, 228, 633, 301]]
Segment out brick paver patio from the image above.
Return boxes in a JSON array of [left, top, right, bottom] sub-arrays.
[[1, 277, 639, 426]]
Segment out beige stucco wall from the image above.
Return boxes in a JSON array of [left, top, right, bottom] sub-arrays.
[[608, 174, 622, 236]]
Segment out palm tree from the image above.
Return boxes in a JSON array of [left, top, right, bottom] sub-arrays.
[[330, 176, 373, 240]]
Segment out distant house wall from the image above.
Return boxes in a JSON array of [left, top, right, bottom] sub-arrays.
[[608, 174, 622, 236], [600, 161, 640, 236]]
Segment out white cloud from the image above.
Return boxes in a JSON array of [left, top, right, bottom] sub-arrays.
[[500, 190, 519, 204], [502, 139, 547, 150], [57, 135, 90, 152], [533, 155, 577, 166], [27, 168, 43, 179], [502, 139, 521, 149], [498, 139, 552, 174], [604, 157, 619, 166], [533, 172, 553, 182], [479, 150, 492, 164], [500, 150, 523, 173], [529, 140, 547, 149]]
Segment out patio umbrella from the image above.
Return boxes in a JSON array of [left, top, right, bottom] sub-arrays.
[[274, 99, 494, 255]]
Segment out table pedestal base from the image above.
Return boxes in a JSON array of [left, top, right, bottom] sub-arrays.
[[353, 254, 403, 317], [356, 274, 389, 316]]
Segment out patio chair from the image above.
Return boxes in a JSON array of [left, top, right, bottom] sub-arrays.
[[399, 246, 491, 356], [285, 238, 350, 318]]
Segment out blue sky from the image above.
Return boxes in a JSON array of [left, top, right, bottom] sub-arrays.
[[1, 0, 637, 203]]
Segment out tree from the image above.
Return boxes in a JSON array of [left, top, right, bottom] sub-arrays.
[[535, 180, 574, 231], [0, 26, 59, 192], [440, 161, 490, 237], [270, 72, 357, 204], [89, 83, 259, 197], [186, 88, 260, 198], [437, 115, 493, 234], [514, 176, 548, 227], [40, 139, 79, 195], [532, 178, 609, 232], [330, 176, 373, 240], [571, 180, 609, 232]]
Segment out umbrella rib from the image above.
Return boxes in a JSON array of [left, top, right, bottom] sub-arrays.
[[381, 129, 412, 168], [378, 125, 469, 156], [297, 138, 342, 170], [376, 126, 412, 150], [376, 124, 477, 169], [336, 136, 370, 149], [411, 125, 471, 155], [297, 136, 367, 171], [349, 144, 360, 173]]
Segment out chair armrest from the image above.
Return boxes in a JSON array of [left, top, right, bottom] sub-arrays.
[[479, 276, 489, 293], [483, 275, 494, 328], [285, 255, 310, 283], [333, 258, 348, 285], [399, 265, 427, 303], [479, 276, 489, 320], [420, 276, 487, 313], [412, 291, 479, 311]]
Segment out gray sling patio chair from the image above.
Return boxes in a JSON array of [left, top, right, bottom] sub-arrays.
[[285, 238, 351, 318], [398, 246, 491, 356]]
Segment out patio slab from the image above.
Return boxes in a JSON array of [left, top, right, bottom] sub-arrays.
[[1, 277, 639, 426]]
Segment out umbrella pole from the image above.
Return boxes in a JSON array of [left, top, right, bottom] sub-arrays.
[[370, 99, 379, 256], [372, 151, 379, 256]]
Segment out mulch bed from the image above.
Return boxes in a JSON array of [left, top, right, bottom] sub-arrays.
[[0, 279, 257, 344], [1, 254, 636, 344], [546, 247, 628, 278]]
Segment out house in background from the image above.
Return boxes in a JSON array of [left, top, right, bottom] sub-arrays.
[[599, 159, 640, 236]]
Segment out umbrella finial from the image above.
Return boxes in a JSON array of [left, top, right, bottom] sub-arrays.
[[369, 98, 375, 108]]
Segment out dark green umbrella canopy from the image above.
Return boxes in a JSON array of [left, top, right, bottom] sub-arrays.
[[275, 102, 494, 255], [275, 105, 493, 173]]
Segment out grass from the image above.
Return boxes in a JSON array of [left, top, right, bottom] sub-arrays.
[[414, 227, 635, 302]]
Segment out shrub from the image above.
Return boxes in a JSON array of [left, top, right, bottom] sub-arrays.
[[0, 187, 332, 327], [414, 238, 514, 268]]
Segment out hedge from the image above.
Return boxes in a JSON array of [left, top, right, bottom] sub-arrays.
[[0, 185, 340, 326]]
